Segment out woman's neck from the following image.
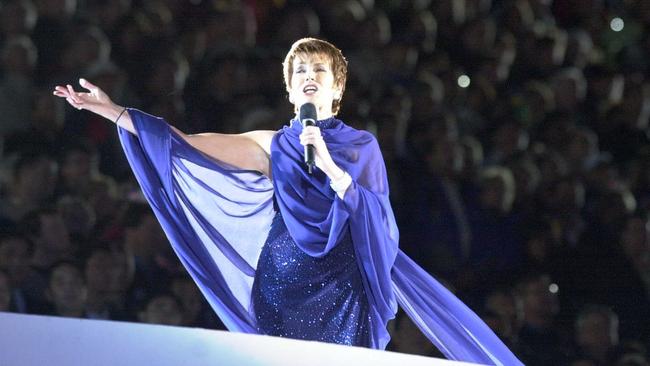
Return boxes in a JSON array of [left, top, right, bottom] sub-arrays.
[[316, 104, 334, 120]]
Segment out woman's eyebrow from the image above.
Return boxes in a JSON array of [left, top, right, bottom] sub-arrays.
[[295, 60, 327, 66]]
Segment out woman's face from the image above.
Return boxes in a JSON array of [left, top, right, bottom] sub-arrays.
[[288, 53, 340, 118]]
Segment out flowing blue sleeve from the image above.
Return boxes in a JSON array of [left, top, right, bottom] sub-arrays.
[[336, 135, 523, 365], [118, 109, 276, 333], [392, 252, 524, 365], [332, 136, 400, 350]]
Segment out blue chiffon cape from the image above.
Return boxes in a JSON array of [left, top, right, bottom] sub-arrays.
[[118, 109, 523, 366]]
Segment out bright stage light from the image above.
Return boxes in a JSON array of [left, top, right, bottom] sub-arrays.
[[457, 74, 471, 88], [610, 17, 624, 32]]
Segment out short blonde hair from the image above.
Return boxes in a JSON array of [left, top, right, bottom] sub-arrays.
[[283, 38, 348, 114]]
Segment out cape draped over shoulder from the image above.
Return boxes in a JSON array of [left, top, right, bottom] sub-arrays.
[[118, 109, 523, 366]]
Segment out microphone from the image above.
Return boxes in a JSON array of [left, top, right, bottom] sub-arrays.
[[299, 103, 317, 174]]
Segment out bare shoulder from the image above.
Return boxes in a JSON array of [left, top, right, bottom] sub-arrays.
[[241, 130, 276, 155]]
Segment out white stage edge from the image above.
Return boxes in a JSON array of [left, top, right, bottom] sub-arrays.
[[0, 312, 484, 366]]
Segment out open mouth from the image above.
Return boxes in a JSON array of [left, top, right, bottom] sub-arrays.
[[303, 85, 318, 94]]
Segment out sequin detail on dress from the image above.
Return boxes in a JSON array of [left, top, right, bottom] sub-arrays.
[[251, 212, 372, 346]]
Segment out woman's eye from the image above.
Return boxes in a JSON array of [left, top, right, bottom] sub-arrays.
[[295, 69, 305, 74]]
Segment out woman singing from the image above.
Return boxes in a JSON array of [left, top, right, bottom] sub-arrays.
[[54, 38, 522, 365]]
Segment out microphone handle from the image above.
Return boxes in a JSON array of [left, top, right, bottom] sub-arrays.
[[303, 118, 316, 174], [305, 143, 314, 174]]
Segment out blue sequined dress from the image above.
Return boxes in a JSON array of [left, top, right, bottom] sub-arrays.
[[251, 212, 372, 346]]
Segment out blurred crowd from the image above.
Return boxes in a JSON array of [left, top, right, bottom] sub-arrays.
[[0, 0, 649, 365]]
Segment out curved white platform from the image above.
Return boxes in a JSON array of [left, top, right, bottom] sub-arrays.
[[0, 312, 483, 366]]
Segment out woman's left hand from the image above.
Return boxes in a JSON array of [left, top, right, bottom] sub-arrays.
[[299, 126, 342, 178]]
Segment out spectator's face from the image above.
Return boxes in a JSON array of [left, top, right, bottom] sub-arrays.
[[382, 43, 418, 77], [141, 296, 183, 326], [461, 139, 483, 174], [482, 313, 509, 338], [621, 217, 649, 259], [2, 42, 35, 75], [0, 1, 35, 36], [586, 74, 613, 101], [461, 19, 495, 57], [49, 265, 86, 312], [510, 159, 539, 200], [502, 2, 532, 33], [547, 179, 583, 212], [276, 9, 320, 47], [202, 8, 255, 50], [594, 192, 630, 227], [127, 214, 171, 261], [492, 123, 527, 156], [486, 292, 518, 330], [288, 53, 340, 116], [565, 33, 592, 68], [36, 0, 76, 19], [61, 151, 92, 185], [390, 317, 438, 356], [572, 0, 602, 18], [57, 197, 95, 237], [636, 0, 650, 23], [620, 84, 646, 128], [522, 277, 559, 319], [411, 84, 443, 120], [39, 213, 72, 252], [15, 157, 57, 201], [117, 20, 145, 55], [526, 234, 552, 263], [171, 278, 202, 324], [146, 60, 182, 97], [554, 77, 580, 111], [137, 215, 167, 251], [0, 273, 11, 311], [32, 89, 65, 131], [206, 59, 247, 102], [523, 89, 550, 124], [356, 17, 387, 50], [428, 137, 463, 176], [566, 131, 595, 165], [480, 178, 508, 212], [536, 153, 563, 184], [576, 312, 617, 350], [62, 32, 106, 72], [87, 180, 119, 220], [108, 251, 132, 294], [585, 163, 619, 193], [85, 251, 115, 293], [0, 237, 31, 281]]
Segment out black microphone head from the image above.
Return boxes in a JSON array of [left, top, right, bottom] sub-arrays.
[[299, 103, 317, 127]]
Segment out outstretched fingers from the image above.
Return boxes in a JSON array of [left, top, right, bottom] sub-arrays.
[[51, 85, 82, 110], [53, 86, 70, 98], [66, 84, 82, 104], [79, 78, 98, 93]]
